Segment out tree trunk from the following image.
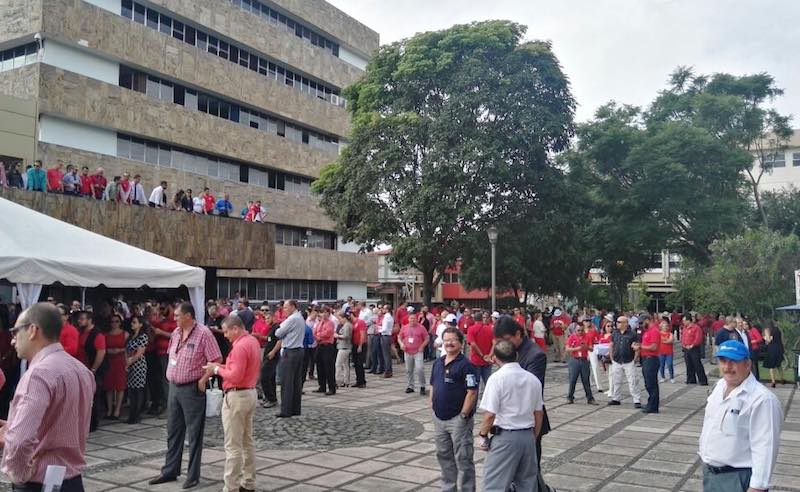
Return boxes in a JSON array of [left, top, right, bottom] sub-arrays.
[[422, 268, 434, 307], [753, 182, 769, 228]]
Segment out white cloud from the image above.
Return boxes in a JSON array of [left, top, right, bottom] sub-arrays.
[[329, 0, 800, 124]]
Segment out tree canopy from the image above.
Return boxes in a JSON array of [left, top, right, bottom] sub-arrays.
[[313, 20, 576, 304]]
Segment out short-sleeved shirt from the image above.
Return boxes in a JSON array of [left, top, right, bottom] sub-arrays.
[[640, 326, 661, 357], [466, 322, 494, 367], [252, 319, 270, 348], [659, 331, 674, 355], [567, 333, 590, 359], [165, 323, 222, 384], [352, 319, 367, 346], [611, 329, 636, 363], [60, 322, 80, 358], [263, 323, 280, 353], [154, 318, 177, 356], [430, 353, 478, 420], [399, 324, 428, 355], [77, 329, 106, 367], [457, 316, 474, 334], [479, 362, 543, 430]]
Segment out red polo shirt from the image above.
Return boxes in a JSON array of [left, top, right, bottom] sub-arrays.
[[203, 194, 215, 213], [711, 319, 725, 335], [458, 316, 474, 334], [467, 322, 494, 367], [659, 331, 673, 355], [399, 323, 428, 355], [91, 174, 107, 199], [46, 167, 63, 191], [79, 175, 93, 195], [681, 323, 703, 348], [567, 333, 590, 359], [251, 318, 270, 348], [217, 333, 261, 390], [640, 326, 661, 357], [60, 322, 80, 358], [352, 318, 367, 346], [155, 318, 177, 356], [313, 319, 335, 345], [77, 329, 105, 367]]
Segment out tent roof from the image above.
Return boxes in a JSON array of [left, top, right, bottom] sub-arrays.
[[0, 197, 205, 288], [776, 304, 800, 311]]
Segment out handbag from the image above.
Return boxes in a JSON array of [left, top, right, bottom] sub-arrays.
[[205, 380, 223, 418]]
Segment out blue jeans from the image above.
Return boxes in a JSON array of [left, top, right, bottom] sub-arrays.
[[658, 354, 674, 379], [476, 365, 492, 389]]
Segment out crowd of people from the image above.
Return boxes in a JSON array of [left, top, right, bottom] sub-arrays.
[[0, 296, 790, 492], [0, 159, 270, 222]]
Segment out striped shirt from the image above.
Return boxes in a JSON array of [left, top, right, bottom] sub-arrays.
[[165, 323, 222, 384], [1, 343, 95, 484]]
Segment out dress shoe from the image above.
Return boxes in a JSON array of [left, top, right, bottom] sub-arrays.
[[240, 487, 255, 492], [587, 399, 598, 405], [405, 387, 414, 394], [419, 387, 427, 396], [262, 401, 277, 408], [325, 390, 336, 396], [641, 409, 659, 414], [607, 400, 621, 406], [634, 402, 642, 409], [383, 372, 392, 378], [182, 478, 199, 489], [566, 398, 574, 404], [275, 413, 292, 418], [312, 388, 325, 393], [355, 383, 366, 388], [148, 475, 177, 485]]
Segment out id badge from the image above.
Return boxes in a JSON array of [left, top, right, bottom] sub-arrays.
[[408, 337, 414, 344], [170, 358, 178, 366]]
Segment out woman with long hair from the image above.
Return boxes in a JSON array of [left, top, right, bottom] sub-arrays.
[[763, 321, 785, 388], [126, 315, 149, 424], [103, 314, 129, 419]]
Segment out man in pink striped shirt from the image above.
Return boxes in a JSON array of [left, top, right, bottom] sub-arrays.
[[0, 302, 95, 491]]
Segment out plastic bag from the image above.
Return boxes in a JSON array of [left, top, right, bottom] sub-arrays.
[[205, 380, 223, 418]]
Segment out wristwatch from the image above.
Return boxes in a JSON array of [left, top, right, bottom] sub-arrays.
[[460, 413, 469, 419], [479, 432, 488, 438]]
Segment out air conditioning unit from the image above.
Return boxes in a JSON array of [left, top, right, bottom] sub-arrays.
[[330, 94, 339, 106]]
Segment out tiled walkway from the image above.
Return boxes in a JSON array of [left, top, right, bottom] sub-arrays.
[[1, 354, 798, 491]]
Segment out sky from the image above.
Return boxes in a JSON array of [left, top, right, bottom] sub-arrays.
[[327, 0, 800, 125]]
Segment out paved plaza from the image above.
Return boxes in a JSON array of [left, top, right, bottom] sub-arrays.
[[3, 355, 798, 492]]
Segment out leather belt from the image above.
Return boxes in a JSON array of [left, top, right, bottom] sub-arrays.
[[705, 464, 751, 474], [224, 387, 255, 394]]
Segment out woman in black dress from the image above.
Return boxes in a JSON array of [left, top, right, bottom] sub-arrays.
[[126, 315, 149, 424], [763, 321, 785, 388]]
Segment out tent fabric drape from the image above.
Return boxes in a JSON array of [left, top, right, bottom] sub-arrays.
[[15, 283, 42, 310]]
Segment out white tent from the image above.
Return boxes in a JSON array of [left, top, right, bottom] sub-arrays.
[[0, 197, 206, 322]]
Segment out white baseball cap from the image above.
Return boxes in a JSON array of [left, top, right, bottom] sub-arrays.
[[407, 306, 415, 313], [491, 311, 500, 319], [444, 314, 457, 324], [553, 309, 563, 317]]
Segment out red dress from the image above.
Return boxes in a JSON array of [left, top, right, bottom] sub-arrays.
[[103, 331, 128, 391]]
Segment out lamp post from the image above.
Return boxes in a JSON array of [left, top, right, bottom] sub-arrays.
[[32, 33, 43, 165], [487, 226, 498, 313]]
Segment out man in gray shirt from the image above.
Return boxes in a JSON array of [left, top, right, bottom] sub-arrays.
[[275, 300, 305, 417]]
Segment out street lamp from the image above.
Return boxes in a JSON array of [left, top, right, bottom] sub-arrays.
[[32, 33, 43, 165], [487, 226, 498, 313]]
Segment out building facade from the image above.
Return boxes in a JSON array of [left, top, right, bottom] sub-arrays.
[[749, 129, 800, 192], [0, 0, 379, 303]]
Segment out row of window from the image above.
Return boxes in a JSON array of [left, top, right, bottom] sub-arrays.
[[765, 151, 800, 168], [120, 0, 346, 108], [119, 66, 339, 155], [226, 0, 339, 57], [115, 134, 313, 195], [0, 43, 37, 73], [216, 277, 337, 302], [442, 272, 460, 284], [275, 225, 336, 250]]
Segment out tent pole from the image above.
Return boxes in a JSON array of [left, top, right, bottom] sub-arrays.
[[81, 287, 86, 309]]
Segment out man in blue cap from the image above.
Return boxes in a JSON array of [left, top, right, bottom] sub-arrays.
[[698, 340, 783, 492]]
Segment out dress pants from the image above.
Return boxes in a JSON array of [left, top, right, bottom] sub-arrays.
[[260, 353, 280, 403], [365, 335, 374, 369], [567, 358, 594, 402], [433, 415, 475, 492], [335, 348, 352, 386], [11, 475, 84, 492], [482, 430, 538, 492], [145, 351, 164, 410], [640, 356, 660, 412], [303, 347, 315, 379], [404, 352, 425, 390], [280, 348, 304, 416], [352, 346, 366, 386], [316, 344, 337, 392], [380, 335, 394, 374], [162, 383, 206, 483], [702, 465, 751, 492], [552, 333, 566, 361], [608, 360, 641, 404], [90, 372, 103, 432], [221, 389, 257, 492], [683, 346, 708, 385], [370, 334, 385, 373], [127, 387, 146, 424]]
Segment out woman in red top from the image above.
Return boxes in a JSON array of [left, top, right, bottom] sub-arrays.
[[658, 319, 674, 383], [598, 320, 613, 371], [103, 314, 130, 419], [745, 319, 764, 381]]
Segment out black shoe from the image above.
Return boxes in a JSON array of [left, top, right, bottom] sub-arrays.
[[420, 387, 427, 396], [641, 409, 659, 414], [355, 383, 366, 388], [607, 400, 621, 406], [147, 406, 160, 415], [699, 383, 709, 386], [312, 389, 325, 393], [182, 479, 199, 489], [240, 488, 255, 492], [567, 398, 574, 404], [275, 413, 292, 418], [325, 391, 335, 396], [634, 403, 642, 409], [405, 387, 414, 394], [597, 389, 604, 393], [375, 371, 384, 375], [149, 475, 177, 485]]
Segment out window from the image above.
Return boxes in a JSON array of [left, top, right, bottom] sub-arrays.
[[133, 2, 145, 24], [122, 0, 133, 19], [146, 8, 159, 30], [158, 145, 172, 166], [130, 137, 145, 161], [117, 135, 131, 158], [766, 151, 786, 168], [159, 15, 171, 35], [145, 142, 159, 164], [172, 20, 184, 41], [793, 152, 800, 167], [249, 168, 268, 187]]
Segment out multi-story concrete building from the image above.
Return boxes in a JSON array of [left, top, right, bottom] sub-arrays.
[[0, 0, 378, 303], [750, 129, 800, 192]]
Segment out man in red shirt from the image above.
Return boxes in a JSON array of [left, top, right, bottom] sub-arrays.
[[636, 319, 661, 413], [151, 303, 178, 416], [349, 311, 368, 388], [202, 187, 215, 214], [203, 315, 261, 492], [565, 318, 597, 405], [78, 166, 93, 196], [312, 308, 336, 395], [399, 313, 429, 395], [467, 314, 494, 389], [90, 167, 107, 200], [46, 160, 64, 192], [551, 309, 568, 363], [512, 308, 528, 336], [57, 305, 80, 358], [681, 315, 708, 385], [457, 307, 474, 334]]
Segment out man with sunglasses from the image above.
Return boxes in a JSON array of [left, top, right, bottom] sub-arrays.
[[1, 302, 95, 491], [25, 160, 46, 192]]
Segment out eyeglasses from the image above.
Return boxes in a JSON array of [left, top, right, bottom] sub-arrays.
[[260, 309, 270, 313], [10, 323, 32, 336]]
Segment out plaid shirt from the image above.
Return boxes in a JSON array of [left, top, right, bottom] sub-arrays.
[[166, 323, 222, 384]]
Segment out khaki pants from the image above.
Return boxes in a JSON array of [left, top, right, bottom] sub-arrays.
[[553, 333, 566, 362], [221, 389, 257, 492]]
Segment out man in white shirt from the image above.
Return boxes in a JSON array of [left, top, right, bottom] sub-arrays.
[[131, 174, 146, 205], [434, 314, 457, 358], [149, 181, 168, 208], [698, 340, 783, 492], [379, 305, 394, 378], [478, 340, 543, 492]]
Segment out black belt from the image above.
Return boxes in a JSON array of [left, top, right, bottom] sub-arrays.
[[492, 426, 534, 435], [173, 380, 200, 387], [224, 387, 255, 394], [13, 475, 83, 491], [284, 347, 302, 350], [705, 464, 751, 474], [641, 356, 658, 359]]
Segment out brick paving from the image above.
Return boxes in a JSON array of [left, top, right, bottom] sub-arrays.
[[1, 354, 798, 491]]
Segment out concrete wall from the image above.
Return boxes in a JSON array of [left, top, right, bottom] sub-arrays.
[[0, 186, 275, 269], [0, 93, 36, 164], [0, 0, 42, 47], [338, 45, 369, 71], [82, 0, 121, 14], [41, 38, 119, 85], [40, 0, 351, 138]]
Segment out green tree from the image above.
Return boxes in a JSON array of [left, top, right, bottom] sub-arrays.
[[313, 21, 575, 304], [648, 67, 793, 227], [755, 187, 800, 236]]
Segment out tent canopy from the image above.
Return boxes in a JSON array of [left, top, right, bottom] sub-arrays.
[[776, 304, 800, 311], [0, 197, 205, 321]]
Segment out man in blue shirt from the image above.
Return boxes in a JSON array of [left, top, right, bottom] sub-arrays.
[[430, 326, 478, 492], [26, 160, 46, 192], [215, 193, 234, 217]]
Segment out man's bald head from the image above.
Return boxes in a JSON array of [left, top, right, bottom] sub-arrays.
[[19, 302, 62, 341], [493, 339, 518, 364]]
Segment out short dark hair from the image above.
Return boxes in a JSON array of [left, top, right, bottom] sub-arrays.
[[160, 180, 167, 186], [134, 174, 141, 179], [178, 301, 195, 319], [222, 315, 244, 330], [682, 314, 693, 322], [493, 316, 524, 339], [493, 339, 517, 363], [286, 300, 298, 309], [23, 303, 62, 341], [441, 326, 464, 344]]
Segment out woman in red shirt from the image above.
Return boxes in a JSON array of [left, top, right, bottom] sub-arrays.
[[746, 319, 764, 381], [658, 319, 674, 383]]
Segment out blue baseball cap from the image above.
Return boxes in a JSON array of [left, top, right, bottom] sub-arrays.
[[717, 340, 749, 361]]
